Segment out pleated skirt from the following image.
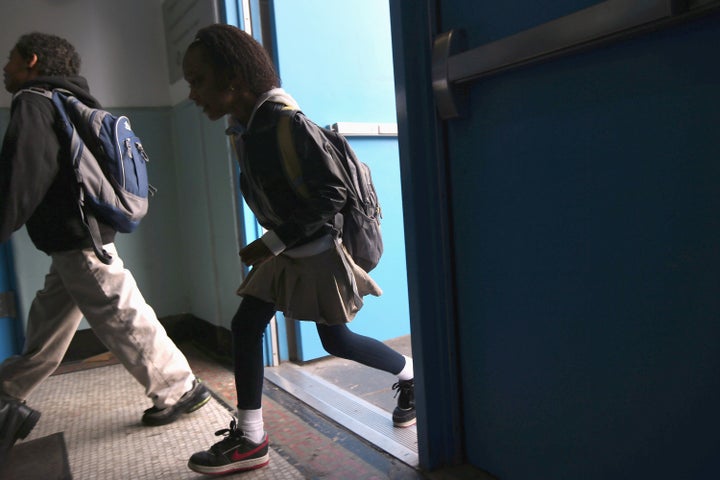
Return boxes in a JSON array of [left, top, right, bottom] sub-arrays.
[[236, 239, 382, 325]]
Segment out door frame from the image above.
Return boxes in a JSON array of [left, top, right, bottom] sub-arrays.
[[389, 0, 464, 469]]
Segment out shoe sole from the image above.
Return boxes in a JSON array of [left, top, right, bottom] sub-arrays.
[[393, 418, 417, 428], [141, 387, 212, 426], [392, 406, 416, 428], [16, 409, 42, 440], [187, 453, 270, 475], [185, 393, 211, 414]]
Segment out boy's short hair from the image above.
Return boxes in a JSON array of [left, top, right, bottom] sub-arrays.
[[15, 32, 81, 76]]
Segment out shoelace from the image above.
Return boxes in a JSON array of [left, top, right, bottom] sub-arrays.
[[210, 419, 245, 452], [392, 380, 413, 398]]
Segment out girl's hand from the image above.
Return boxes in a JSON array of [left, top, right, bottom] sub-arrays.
[[239, 239, 273, 267]]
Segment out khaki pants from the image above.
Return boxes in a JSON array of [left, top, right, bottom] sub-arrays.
[[0, 244, 193, 409]]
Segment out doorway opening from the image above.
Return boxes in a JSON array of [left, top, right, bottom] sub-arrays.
[[225, 0, 418, 466]]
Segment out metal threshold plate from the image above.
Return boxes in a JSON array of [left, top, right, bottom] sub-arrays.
[[265, 362, 419, 467]]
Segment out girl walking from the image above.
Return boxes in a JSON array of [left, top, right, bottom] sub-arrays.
[[182, 24, 415, 475]]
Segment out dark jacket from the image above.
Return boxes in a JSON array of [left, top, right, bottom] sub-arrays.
[[234, 101, 347, 250], [0, 76, 116, 253]]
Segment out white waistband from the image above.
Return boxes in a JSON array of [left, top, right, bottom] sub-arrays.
[[282, 234, 334, 258]]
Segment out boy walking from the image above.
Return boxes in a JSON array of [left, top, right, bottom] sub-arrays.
[[0, 32, 210, 463]]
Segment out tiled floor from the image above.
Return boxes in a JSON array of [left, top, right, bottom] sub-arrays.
[[12, 337, 425, 480]]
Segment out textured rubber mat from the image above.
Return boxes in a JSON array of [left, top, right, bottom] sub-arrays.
[[16, 364, 304, 480], [2, 432, 72, 480]]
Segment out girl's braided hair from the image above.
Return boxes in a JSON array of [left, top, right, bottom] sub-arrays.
[[15, 32, 81, 76], [190, 24, 279, 95]]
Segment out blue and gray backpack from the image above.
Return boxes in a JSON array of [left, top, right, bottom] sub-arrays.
[[22, 88, 155, 264]]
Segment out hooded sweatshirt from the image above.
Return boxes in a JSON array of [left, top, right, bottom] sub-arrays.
[[0, 75, 116, 253]]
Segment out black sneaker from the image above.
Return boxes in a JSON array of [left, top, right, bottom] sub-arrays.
[[391, 379, 416, 427], [141, 379, 211, 426], [187, 419, 270, 475], [0, 398, 41, 464]]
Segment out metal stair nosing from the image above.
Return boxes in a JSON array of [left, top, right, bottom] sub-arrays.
[[264, 363, 419, 467]]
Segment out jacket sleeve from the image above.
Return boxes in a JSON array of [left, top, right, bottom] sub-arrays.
[[271, 114, 348, 249], [0, 94, 60, 243]]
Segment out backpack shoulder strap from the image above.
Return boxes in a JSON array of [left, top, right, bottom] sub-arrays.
[[277, 107, 311, 199], [83, 212, 113, 264], [13, 87, 52, 100]]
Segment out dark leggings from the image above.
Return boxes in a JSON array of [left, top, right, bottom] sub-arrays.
[[232, 295, 407, 409]]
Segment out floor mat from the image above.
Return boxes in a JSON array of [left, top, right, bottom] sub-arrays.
[[1, 432, 72, 480], [17, 363, 304, 480]]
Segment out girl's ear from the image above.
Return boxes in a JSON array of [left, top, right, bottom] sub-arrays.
[[228, 73, 249, 93]]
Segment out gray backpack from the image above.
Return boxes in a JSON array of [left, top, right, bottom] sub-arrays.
[[277, 109, 383, 272]]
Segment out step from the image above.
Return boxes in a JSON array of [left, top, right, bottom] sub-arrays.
[[265, 362, 419, 467]]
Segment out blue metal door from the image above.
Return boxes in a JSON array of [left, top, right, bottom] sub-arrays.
[[394, 0, 720, 474]]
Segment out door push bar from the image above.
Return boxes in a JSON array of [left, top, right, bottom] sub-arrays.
[[432, 0, 720, 120]]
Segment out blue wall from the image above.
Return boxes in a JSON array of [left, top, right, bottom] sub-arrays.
[[0, 111, 20, 361], [273, 0, 410, 360], [0, 243, 21, 361], [273, 0, 397, 126]]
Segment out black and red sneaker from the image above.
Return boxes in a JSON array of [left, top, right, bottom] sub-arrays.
[[188, 419, 270, 475], [391, 379, 416, 427]]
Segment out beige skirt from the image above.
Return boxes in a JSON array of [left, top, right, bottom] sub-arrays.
[[236, 239, 382, 325]]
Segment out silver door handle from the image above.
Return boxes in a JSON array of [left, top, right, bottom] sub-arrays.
[[432, 0, 720, 120]]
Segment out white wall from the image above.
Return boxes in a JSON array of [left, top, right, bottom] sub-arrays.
[[0, 0, 175, 108]]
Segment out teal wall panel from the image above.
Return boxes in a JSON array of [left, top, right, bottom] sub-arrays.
[[170, 101, 244, 327], [108, 108, 187, 315]]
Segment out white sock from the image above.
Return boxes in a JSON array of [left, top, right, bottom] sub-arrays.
[[236, 407, 265, 444], [396, 355, 414, 381]]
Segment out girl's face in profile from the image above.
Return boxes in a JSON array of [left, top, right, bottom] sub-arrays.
[[183, 44, 254, 123]]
